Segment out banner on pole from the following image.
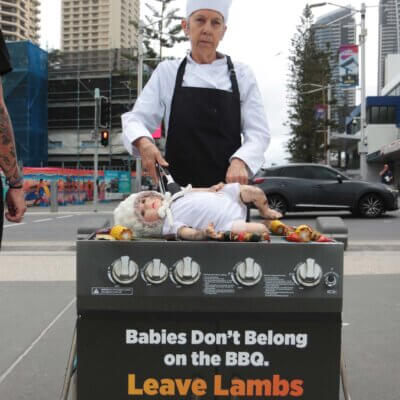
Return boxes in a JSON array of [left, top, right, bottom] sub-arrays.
[[339, 45, 359, 88]]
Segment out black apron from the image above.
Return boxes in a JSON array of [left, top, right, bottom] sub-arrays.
[[166, 55, 241, 187]]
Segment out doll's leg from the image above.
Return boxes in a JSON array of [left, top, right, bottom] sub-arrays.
[[231, 221, 269, 235], [239, 185, 282, 219]]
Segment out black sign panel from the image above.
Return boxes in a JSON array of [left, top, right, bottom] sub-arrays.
[[77, 312, 341, 399]]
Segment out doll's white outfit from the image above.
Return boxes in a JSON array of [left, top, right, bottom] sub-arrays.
[[162, 183, 247, 237]]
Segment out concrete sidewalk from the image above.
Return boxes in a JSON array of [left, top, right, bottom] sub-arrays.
[[1, 250, 399, 281]]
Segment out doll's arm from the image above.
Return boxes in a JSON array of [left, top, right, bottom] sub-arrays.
[[177, 226, 207, 241], [177, 223, 224, 241]]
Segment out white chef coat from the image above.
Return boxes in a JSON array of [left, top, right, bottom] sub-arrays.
[[121, 53, 270, 176]]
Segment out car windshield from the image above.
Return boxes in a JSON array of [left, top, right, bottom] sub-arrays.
[[256, 168, 282, 177]]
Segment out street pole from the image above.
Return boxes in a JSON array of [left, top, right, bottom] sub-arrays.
[[94, 88, 100, 212], [359, 2, 368, 180], [137, 31, 144, 96], [327, 84, 331, 166], [309, 2, 368, 179]]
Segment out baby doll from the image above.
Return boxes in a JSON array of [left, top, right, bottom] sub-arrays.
[[113, 183, 282, 241]]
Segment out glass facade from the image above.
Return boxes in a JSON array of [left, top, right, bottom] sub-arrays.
[[313, 8, 357, 132], [368, 106, 397, 124], [378, 0, 400, 93]]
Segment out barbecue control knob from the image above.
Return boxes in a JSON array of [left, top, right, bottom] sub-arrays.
[[172, 257, 201, 286], [111, 256, 139, 285], [295, 258, 322, 287], [234, 258, 263, 286], [143, 259, 169, 284], [324, 272, 338, 288]]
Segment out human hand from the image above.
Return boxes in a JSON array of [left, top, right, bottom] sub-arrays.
[[205, 223, 224, 240], [134, 137, 168, 184], [5, 188, 27, 223], [209, 182, 225, 192], [226, 158, 248, 185]]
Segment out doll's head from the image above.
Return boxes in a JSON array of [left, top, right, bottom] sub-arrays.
[[114, 191, 164, 237]]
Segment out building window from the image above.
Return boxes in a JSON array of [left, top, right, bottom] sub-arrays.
[[48, 141, 63, 149], [368, 106, 397, 124], [81, 140, 95, 148]]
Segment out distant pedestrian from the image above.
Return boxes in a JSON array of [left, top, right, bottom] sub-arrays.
[[379, 164, 394, 186], [0, 29, 26, 249]]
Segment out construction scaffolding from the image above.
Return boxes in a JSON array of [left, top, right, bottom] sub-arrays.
[[48, 48, 149, 168], [3, 40, 48, 167]]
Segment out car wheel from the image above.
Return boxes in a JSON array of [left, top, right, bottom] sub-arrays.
[[358, 193, 385, 218], [268, 194, 288, 216]]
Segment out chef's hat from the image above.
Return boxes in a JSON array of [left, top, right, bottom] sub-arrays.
[[186, 0, 232, 22]]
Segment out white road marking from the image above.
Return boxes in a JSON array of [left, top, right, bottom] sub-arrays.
[[33, 218, 53, 223], [342, 322, 350, 327], [56, 215, 74, 219], [3, 223, 26, 228], [0, 297, 76, 385]]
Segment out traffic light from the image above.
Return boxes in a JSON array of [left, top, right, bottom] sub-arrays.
[[100, 97, 111, 128], [100, 130, 109, 146]]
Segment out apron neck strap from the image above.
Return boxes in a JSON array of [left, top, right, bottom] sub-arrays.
[[175, 55, 240, 96], [226, 55, 240, 96], [175, 57, 188, 88]]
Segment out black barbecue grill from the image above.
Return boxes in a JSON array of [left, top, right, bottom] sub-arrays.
[[68, 235, 345, 400]]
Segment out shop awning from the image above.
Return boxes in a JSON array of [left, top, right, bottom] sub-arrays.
[[367, 139, 400, 163], [381, 139, 400, 159]]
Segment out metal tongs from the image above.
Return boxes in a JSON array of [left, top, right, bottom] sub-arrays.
[[156, 164, 181, 195]]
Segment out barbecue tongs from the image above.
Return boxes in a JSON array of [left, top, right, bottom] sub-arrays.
[[156, 164, 181, 195]]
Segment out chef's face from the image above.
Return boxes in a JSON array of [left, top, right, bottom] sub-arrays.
[[138, 195, 162, 223], [182, 10, 227, 56]]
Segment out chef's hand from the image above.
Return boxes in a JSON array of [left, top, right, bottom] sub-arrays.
[[226, 158, 249, 185], [209, 182, 225, 192], [134, 137, 169, 184], [5, 187, 27, 223]]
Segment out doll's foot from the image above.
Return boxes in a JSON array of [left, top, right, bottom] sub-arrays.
[[261, 208, 282, 220]]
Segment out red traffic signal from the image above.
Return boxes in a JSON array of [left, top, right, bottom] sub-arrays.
[[100, 130, 109, 146]]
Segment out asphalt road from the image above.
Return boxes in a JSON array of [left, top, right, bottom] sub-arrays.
[[2, 212, 113, 243]]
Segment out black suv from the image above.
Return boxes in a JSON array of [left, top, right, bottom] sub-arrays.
[[253, 164, 399, 217]]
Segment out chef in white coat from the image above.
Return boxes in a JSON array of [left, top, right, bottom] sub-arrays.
[[122, 0, 270, 187]]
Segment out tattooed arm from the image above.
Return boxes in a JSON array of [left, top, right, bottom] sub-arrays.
[[0, 80, 19, 182], [0, 79, 26, 222]]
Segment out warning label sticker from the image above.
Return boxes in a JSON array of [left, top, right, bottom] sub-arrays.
[[91, 287, 133, 296]]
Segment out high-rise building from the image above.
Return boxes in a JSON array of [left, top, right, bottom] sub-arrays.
[[313, 7, 357, 132], [378, 0, 400, 94], [61, 0, 140, 52], [0, 0, 41, 44]]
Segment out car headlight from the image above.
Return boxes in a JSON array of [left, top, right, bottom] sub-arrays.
[[386, 186, 399, 195]]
